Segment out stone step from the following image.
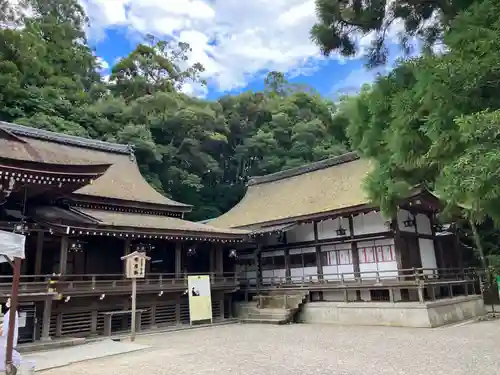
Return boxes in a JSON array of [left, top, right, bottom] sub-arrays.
[[239, 318, 289, 325], [244, 313, 289, 321]]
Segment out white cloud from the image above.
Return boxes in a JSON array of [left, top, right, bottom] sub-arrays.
[[81, 0, 323, 94], [330, 68, 378, 99], [81, 0, 409, 95], [95, 56, 110, 71]]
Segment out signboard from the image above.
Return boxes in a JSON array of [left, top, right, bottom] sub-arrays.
[[188, 275, 212, 324], [0, 230, 25, 262]]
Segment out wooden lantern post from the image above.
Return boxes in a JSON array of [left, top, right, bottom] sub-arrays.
[[121, 251, 150, 342]]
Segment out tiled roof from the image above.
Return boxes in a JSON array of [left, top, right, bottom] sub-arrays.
[[0, 122, 190, 209], [210, 153, 373, 229]]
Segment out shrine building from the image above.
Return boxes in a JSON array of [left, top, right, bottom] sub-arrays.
[[0, 121, 247, 342], [209, 152, 485, 327]]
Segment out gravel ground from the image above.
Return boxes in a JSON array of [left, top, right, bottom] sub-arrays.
[[41, 321, 500, 375]]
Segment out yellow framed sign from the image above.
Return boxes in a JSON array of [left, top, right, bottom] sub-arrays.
[[187, 275, 212, 324]]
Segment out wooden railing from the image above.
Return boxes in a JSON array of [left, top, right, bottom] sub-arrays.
[[240, 267, 482, 303], [0, 272, 239, 297], [243, 267, 479, 287]]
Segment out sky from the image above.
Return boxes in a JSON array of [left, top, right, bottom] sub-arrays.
[[82, 0, 404, 101]]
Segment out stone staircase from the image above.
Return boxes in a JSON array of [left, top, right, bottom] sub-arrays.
[[236, 293, 308, 324]]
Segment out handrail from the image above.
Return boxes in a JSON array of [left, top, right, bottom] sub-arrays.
[[0, 271, 238, 281], [241, 267, 480, 287], [0, 272, 240, 295]]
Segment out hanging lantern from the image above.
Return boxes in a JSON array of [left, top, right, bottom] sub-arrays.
[[336, 217, 346, 236], [228, 249, 237, 258], [403, 214, 416, 228], [69, 240, 84, 253]]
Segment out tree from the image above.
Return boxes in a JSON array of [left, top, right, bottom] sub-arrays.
[[0, 0, 351, 222], [310, 0, 476, 66], [340, 0, 500, 269], [110, 35, 206, 101], [0, 0, 26, 28]]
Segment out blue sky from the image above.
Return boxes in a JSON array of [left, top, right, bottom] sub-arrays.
[[84, 0, 399, 100]]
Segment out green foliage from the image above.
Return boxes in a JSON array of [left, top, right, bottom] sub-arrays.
[[0, 0, 350, 221], [335, 0, 500, 266], [311, 0, 475, 66]]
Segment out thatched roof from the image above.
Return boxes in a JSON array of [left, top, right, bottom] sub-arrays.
[[75, 208, 248, 237], [34, 206, 248, 239], [0, 122, 190, 210], [210, 152, 373, 229]]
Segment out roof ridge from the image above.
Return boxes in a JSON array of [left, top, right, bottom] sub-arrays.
[[0, 121, 132, 155], [248, 152, 360, 186]]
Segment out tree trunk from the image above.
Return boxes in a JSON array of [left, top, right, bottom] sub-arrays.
[[469, 218, 487, 270]]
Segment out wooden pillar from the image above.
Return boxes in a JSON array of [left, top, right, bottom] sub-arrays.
[[413, 212, 422, 267], [59, 235, 69, 275], [219, 295, 225, 320], [227, 294, 233, 318], [55, 312, 63, 337], [255, 244, 262, 291], [209, 244, 215, 274], [175, 242, 182, 278], [150, 303, 157, 328], [392, 218, 403, 272], [90, 309, 98, 336], [429, 213, 445, 269], [349, 216, 361, 300], [284, 248, 291, 282], [453, 230, 464, 269], [175, 296, 181, 325], [34, 231, 44, 277], [123, 238, 131, 275], [215, 245, 223, 276], [41, 297, 52, 341], [313, 222, 323, 280]]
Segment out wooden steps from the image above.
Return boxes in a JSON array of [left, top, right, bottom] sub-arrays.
[[237, 293, 308, 324]]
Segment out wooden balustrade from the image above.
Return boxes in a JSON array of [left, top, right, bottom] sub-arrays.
[[0, 272, 239, 297], [243, 267, 478, 287]]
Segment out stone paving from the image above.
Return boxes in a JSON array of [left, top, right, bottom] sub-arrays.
[[40, 321, 500, 375], [25, 339, 149, 371]]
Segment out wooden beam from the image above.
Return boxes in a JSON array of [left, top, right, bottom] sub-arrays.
[[349, 216, 361, 301], [283, 232, 291, 280], [215, 244, 224, 276], [41, 296, 52, 341], [428, 213, 445, 269], [262, 231, 393, 251], [34, 231, 44, 277], [59, 235, 69, 275], [392, 217, 403, 270], [175, 242, 182, 277], [313, 221, 323, 280]]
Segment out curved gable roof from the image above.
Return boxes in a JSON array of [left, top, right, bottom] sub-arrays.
[[0, 122, 190, 210], [210, 152, 373, 229]]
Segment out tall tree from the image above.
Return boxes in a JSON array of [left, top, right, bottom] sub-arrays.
[[340, 0, 500, 268], [110, 35, 205, 101], [310, 0, 476, 66]]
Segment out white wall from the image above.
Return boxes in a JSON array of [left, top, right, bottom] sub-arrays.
[[261, 249, 286, 284], [236, 254, 257, 285], [321, 244, 354, 280], [317, 217, 351, 239], [289, 247, 317, 282], [397, 209, 433, 235], [353, 211, 388, 236], [419, 238, 437, 276], [287, 223, 315, 242], [416, 213, 432, 235], [358, 238, 398, 279]]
